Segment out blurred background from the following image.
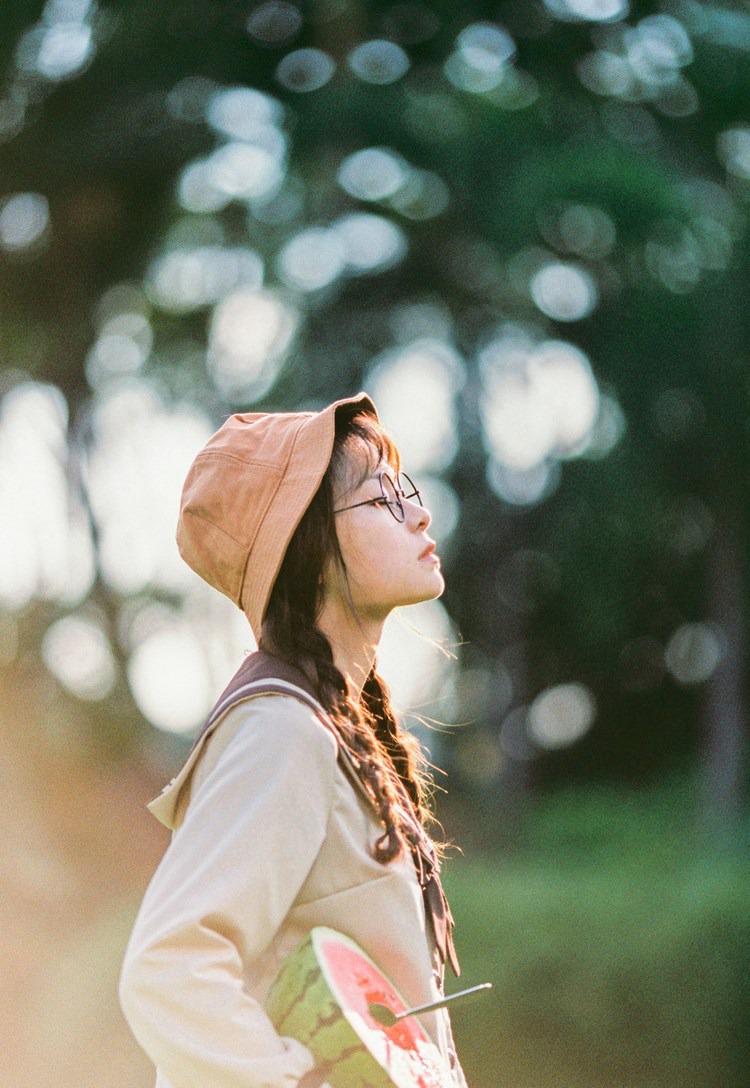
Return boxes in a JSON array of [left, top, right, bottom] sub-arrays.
[[1, 1, 748, 1086]]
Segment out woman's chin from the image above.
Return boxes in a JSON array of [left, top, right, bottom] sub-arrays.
[[408, 572, 446, 605], [431, 571, 446, 598]]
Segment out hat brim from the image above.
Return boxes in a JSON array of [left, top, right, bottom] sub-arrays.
[[239, 392, 377, 637]]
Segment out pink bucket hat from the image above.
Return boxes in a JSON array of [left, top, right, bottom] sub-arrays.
[[176, 393, 378, 638]]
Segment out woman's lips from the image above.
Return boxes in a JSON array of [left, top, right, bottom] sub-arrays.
[[419, 542, 439, 563]]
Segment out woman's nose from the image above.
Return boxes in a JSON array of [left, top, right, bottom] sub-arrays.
[[406, 498, 431, 531]]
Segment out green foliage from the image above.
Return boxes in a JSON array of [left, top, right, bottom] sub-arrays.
[[443, 785, 750, 1088], [0, 0, 747, 818]]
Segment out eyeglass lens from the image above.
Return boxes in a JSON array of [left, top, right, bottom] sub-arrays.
[[380, 473, 422, 522]]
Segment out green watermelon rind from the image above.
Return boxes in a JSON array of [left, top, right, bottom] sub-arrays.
[[265, 927, 452, 1088]]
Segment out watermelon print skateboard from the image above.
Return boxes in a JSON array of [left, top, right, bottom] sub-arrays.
[[266, 927, 455, 1088]]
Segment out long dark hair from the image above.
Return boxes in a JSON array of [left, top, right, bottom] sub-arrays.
[[260, 407, 434, 863]]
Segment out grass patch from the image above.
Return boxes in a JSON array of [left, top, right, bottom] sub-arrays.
[[442, 785, 750, 1088]]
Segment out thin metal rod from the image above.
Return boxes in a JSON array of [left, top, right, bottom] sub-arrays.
[[369, 982, 492, 1027], [394, 982, 492, 1020]]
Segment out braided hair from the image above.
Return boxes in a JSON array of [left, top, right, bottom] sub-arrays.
[[260, 409, 434, 863]]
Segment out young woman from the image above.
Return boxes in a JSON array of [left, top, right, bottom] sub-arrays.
[[119, 393, 466, 1088]]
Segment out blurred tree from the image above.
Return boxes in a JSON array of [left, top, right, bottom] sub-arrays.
[[0, 0, 747, 841]]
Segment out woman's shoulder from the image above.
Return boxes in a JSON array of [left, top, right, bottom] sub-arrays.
[[149, 693, 338, 831], [218, 691, 339, 755]]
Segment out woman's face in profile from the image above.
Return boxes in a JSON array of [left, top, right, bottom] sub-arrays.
[[327, 447, 444, 624]]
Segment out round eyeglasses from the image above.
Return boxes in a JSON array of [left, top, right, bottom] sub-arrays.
[[334, 471, 423, 523]]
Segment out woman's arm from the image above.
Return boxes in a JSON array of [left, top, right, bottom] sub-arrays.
[[119, 697, 338, 1088]]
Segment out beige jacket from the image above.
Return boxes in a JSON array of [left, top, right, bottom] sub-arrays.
[[119, 685, 466, 1088]]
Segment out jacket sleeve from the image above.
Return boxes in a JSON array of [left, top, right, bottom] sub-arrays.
[[119, 696, 339, 1088]]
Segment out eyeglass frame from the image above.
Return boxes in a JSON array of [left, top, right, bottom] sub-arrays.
[[333, 471, 423, 523]]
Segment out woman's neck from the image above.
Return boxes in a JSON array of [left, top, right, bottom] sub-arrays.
[[316, 599, 384, 702]]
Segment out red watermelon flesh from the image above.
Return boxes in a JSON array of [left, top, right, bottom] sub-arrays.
[[318, 933, 450, 1088]]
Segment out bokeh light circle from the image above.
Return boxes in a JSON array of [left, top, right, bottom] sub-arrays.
[[347, 40, 410, 84], [717, 126, 750, 181], [333, 213, 407, 274], [665, 623, 723, 685], [390, 170, 449, 219], [275, 48, 336, 92], [42, 615, 117, 702], [543, 0, 629, 23], [480, 334, 600, 473], [128, 627, 212, 733], [486, 458, 560, 506], [246, 2, 303, 46], [338, 147, 407, 201], [528, 682, 596, 749], [146, 246, 264, 313], [0, 381, 95, 608], [276, 227, 346, 290], [209, 140, 285, 201], [366, 338, 463, 472], [206, 85, 284, 139], [208, 288, 298, 398], [0, 193, 49, 250], [530, 262, 598, 321], [456, 22, 516, 72]]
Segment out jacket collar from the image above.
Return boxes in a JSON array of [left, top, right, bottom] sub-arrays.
[[147, 651, 374, 828]]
